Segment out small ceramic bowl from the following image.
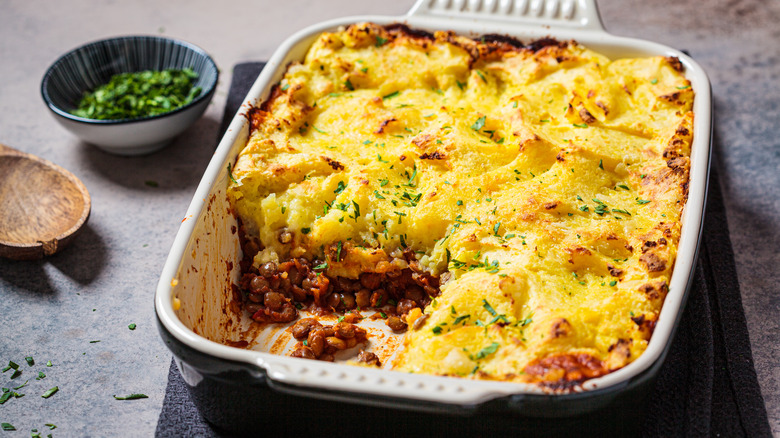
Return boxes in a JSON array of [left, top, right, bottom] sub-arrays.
[[41, 35, 219, 156]]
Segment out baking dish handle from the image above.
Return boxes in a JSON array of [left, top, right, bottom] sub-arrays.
[[407, 0, 605, 32], [260, 358, 519, 408]]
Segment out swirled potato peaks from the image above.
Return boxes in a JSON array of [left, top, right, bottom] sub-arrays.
[[228, 23, 693, 389]]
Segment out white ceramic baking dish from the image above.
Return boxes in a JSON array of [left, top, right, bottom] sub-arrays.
[[155, 0, 711, 428]]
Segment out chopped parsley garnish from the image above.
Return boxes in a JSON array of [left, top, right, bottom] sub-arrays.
[[227, 163, 238, 184], [573, 123, 588, 128], [598, 159, 604, 170], [432, 325, 443, 335], [24, 357, 34, 366], [476, 70, 487, 82], [301, 227, 311, 235], [41, 387, 58, 398], [482, 299, 497, 316], [375, 36, 388, 47], [453, 314, 470, 325], [128, 323, 137, 330], [71, 68, 201, 120], [471, 116, 486, 131], [475, 342, 500, 360], [1, 423, 15, 431], [676, 84, 691, 89], [382, 91, 399, 99], [609, 280, 618, 287], [650, 78, 658, 84], [344, 79, 355, 91], [313, 261, 328, 270], [617, 184, 630, 190], [352, 201, 361, 221], [334, 181, 347, 194], [636, 199, 651, 205], [113, 393, 148, 400]]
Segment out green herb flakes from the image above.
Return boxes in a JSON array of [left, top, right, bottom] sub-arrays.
[[1, 423, 15, 431], [482, 299, 497, 316], [71, 68, 201, 120], [471, 116, 486, 131], [41, 387, 58, 398], [25, 357, 34, 366], [113, 393, 148, 400], [128, 323, 137, 330], [475, 342, 500, 360], [227, 163, 238, 184]]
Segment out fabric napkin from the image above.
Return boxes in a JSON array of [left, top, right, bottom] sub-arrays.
[[156, 62, 772, 437]]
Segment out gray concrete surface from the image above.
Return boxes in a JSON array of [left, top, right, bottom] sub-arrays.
[[0, 0, 777, 435]]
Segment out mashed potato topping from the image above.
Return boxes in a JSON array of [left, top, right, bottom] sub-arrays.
[[228, 23, 693, 387]]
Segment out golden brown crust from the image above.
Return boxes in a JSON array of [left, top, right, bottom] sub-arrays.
[[230, 22, 695, 389]]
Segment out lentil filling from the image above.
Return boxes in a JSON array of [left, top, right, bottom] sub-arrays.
[[237, 222, 440, 362]]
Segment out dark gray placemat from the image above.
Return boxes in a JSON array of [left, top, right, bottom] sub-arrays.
[[156, 62, 772, 438]]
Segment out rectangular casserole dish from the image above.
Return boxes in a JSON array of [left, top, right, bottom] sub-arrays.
[[155, 0, 712, 432]]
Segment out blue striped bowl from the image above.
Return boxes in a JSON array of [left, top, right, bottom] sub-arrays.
[[41, 36, 219, 155]]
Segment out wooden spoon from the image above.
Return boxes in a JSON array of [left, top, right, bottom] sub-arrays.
[[0, 143, 91, 260]]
